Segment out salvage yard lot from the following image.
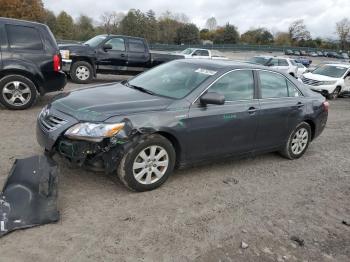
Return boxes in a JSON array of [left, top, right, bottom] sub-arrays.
[[0, 73, 350, 261]]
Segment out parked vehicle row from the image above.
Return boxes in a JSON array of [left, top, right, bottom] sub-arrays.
[[0, 17, 66, 110], [285, 49, 350, 60]]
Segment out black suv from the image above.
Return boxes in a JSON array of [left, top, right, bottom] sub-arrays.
[[0, 17, 66, 110]]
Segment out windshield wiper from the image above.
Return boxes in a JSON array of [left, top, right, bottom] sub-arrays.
[[122, 81, 156, 96]]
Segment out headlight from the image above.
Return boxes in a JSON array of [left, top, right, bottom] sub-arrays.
[[319, 80, 337, 85], [60, 50, 70, 60], [65, 122, 125, 142]]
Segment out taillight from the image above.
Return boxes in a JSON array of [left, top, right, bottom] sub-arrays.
[[53, 54, 61, 72], [323, 101, 329, 112]]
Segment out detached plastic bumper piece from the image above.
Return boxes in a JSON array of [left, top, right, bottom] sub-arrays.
[[0, 155, 59, 237]]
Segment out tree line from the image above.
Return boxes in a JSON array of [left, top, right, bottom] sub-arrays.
[[1, 0, 350, 50]]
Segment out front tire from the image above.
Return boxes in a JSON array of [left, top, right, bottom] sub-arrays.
[[70, 61, 93, 84], [0, 75, 37, 110], [280, 122, 311, 160], [327, 86, 341, 100], [117, 134, 176, 192]]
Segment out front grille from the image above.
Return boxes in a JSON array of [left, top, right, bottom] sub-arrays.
[[301, 76, 322, 86], [40, 115, 67, 132]]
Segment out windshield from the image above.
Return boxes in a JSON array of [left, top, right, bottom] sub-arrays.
[[84, 35, 107, 48], [312, 65, 348, 78], [181, 48, 194, 55], [127, 61, 217, 99], [249, 57, 269, 65], [290, 60, 297, 66]]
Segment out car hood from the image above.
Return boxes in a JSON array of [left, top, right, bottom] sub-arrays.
[[303, 72, 339, 81], [58, 43, 94, 54], [50, 83, 173, 122]]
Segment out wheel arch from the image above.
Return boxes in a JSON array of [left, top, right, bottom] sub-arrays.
[[0, 69, 43, 94], [71, 56, 96, 76], [303, 119, 316, 140], [155, 131, 182, 166]]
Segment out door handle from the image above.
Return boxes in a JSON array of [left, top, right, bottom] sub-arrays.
[[295, 102, 304, 108], [248, 107, 257, 114], [120, 54, 126, 57]]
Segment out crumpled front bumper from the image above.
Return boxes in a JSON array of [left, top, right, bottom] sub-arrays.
[[0, 155, 59, 237]]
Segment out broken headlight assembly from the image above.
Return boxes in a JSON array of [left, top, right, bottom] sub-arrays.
[[64, 122, 125, 142]]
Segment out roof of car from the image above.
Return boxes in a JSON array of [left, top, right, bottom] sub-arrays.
[[0, 17, 45, 27]]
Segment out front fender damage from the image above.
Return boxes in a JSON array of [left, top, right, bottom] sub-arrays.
[[57, 118, 158, 173], [0, 155, 59, 237]]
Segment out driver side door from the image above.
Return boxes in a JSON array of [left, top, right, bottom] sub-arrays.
[[184, 70, 260, 161], [96, 37, 128, 72]]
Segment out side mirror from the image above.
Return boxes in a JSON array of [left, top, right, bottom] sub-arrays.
[[103, 44, 112, 51], [266, 62, 273, 67], [192, 53, 199, 56], [200, 92, 225, 105]]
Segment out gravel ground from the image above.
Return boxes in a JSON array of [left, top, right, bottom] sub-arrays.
[[0, 64, 350, 261]]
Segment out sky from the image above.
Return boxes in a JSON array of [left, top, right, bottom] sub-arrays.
[[43, 0, 350, 39]]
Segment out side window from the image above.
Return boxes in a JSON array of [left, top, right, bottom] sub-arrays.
[[105, 38, 125, 51], [278, 59, 289, 66], [269, 58, 278, 66], [209, 70, 254, 101], [6, 24, 43, 50], [129, 39, 146, 53], [199, 50, 209, 56], [287, 81, 301, 97], [259, 71, 288, 98]]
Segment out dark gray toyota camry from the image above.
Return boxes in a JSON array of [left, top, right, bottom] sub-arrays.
[[37, 59, 328, 191]]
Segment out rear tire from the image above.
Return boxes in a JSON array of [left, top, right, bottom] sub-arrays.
[[0, 75, 37, 110], [70, 61, 93, 84], [117, 134, 176, 192], [280, 122, 311, 160]]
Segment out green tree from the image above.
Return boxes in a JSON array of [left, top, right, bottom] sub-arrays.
[[0, 0, 45, 22], [75, 15, 95, 41], [176, 23, 200, 44], [157, 18, 182, 44], [43, 9, 57, 35], [55, 11, 75, 40], [215, 23, 239, 44], [241, 28, 273, 44]]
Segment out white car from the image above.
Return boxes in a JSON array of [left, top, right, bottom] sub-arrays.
[[299, 63, 350, 99], [295, 62, 308, 78], [180, 48, 228, 60], [249, 56, 298, 77]]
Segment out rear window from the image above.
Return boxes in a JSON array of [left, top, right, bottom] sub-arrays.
[[129, 39, 146, 53], [6, 24, 43, 50]]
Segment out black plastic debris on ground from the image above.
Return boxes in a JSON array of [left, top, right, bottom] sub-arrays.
[[0, 155, 59, 237], [290, 235, 305, 246]]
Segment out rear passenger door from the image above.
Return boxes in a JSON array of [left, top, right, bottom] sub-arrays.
[[255, 70, 305, 150], [186, 70, 260, 161], [127, 38, 150, 71]]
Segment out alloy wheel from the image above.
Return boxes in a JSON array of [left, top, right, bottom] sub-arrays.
[[291, 127, 309, 155], [75, 66, 90, 81], [132, 145, 169, 185], [2, 81, 32, 106]]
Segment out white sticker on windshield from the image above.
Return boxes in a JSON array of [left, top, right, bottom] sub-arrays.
[[195, 68, 217, 75]]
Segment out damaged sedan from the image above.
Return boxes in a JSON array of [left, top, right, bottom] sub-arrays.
[[36, 60, 328, 191]]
